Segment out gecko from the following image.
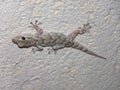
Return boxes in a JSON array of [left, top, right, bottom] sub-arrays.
[[12, 20, 106, 59]]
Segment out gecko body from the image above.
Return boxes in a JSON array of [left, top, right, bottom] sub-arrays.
[[12, 20, 106, 59]]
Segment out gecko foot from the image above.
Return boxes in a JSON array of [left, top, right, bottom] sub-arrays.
[[47, 48, 57, 55], [32, 48, 37, 53], [32, 47, 43, 53], [30, 20, 43, 34], [82, 23, 92, 33], [30, 20, 42, 26]]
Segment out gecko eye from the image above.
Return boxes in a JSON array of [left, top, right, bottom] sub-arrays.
[[21, 37, 26, 40]]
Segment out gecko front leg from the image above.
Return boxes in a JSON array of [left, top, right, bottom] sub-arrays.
[[32, 45, 43, 53], [30, 20, 43, 34]]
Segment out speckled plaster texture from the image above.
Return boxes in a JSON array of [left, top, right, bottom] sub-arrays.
[[0, 0, 120, 90]]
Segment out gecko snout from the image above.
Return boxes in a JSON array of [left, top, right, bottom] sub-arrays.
[[12, 38, 16, 43], [12, 38, 22, 48], [12, 37, 18, 45]]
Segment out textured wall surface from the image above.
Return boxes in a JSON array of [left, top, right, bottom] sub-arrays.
[[0, 0, 120, 90]]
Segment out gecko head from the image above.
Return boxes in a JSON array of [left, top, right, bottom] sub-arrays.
[[12, 34, 37, 48]]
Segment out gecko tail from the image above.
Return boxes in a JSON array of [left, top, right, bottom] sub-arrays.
[[71, 42, 106, 59], [83, 49, 106, 59]]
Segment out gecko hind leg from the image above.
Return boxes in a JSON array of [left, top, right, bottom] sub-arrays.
[[68, 23, 92, 41]]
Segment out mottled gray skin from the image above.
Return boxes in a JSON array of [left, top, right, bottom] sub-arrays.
[[12, 20, 106, 59]]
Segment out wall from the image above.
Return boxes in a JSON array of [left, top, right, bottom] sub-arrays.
[[0, 0, 120, 90]]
